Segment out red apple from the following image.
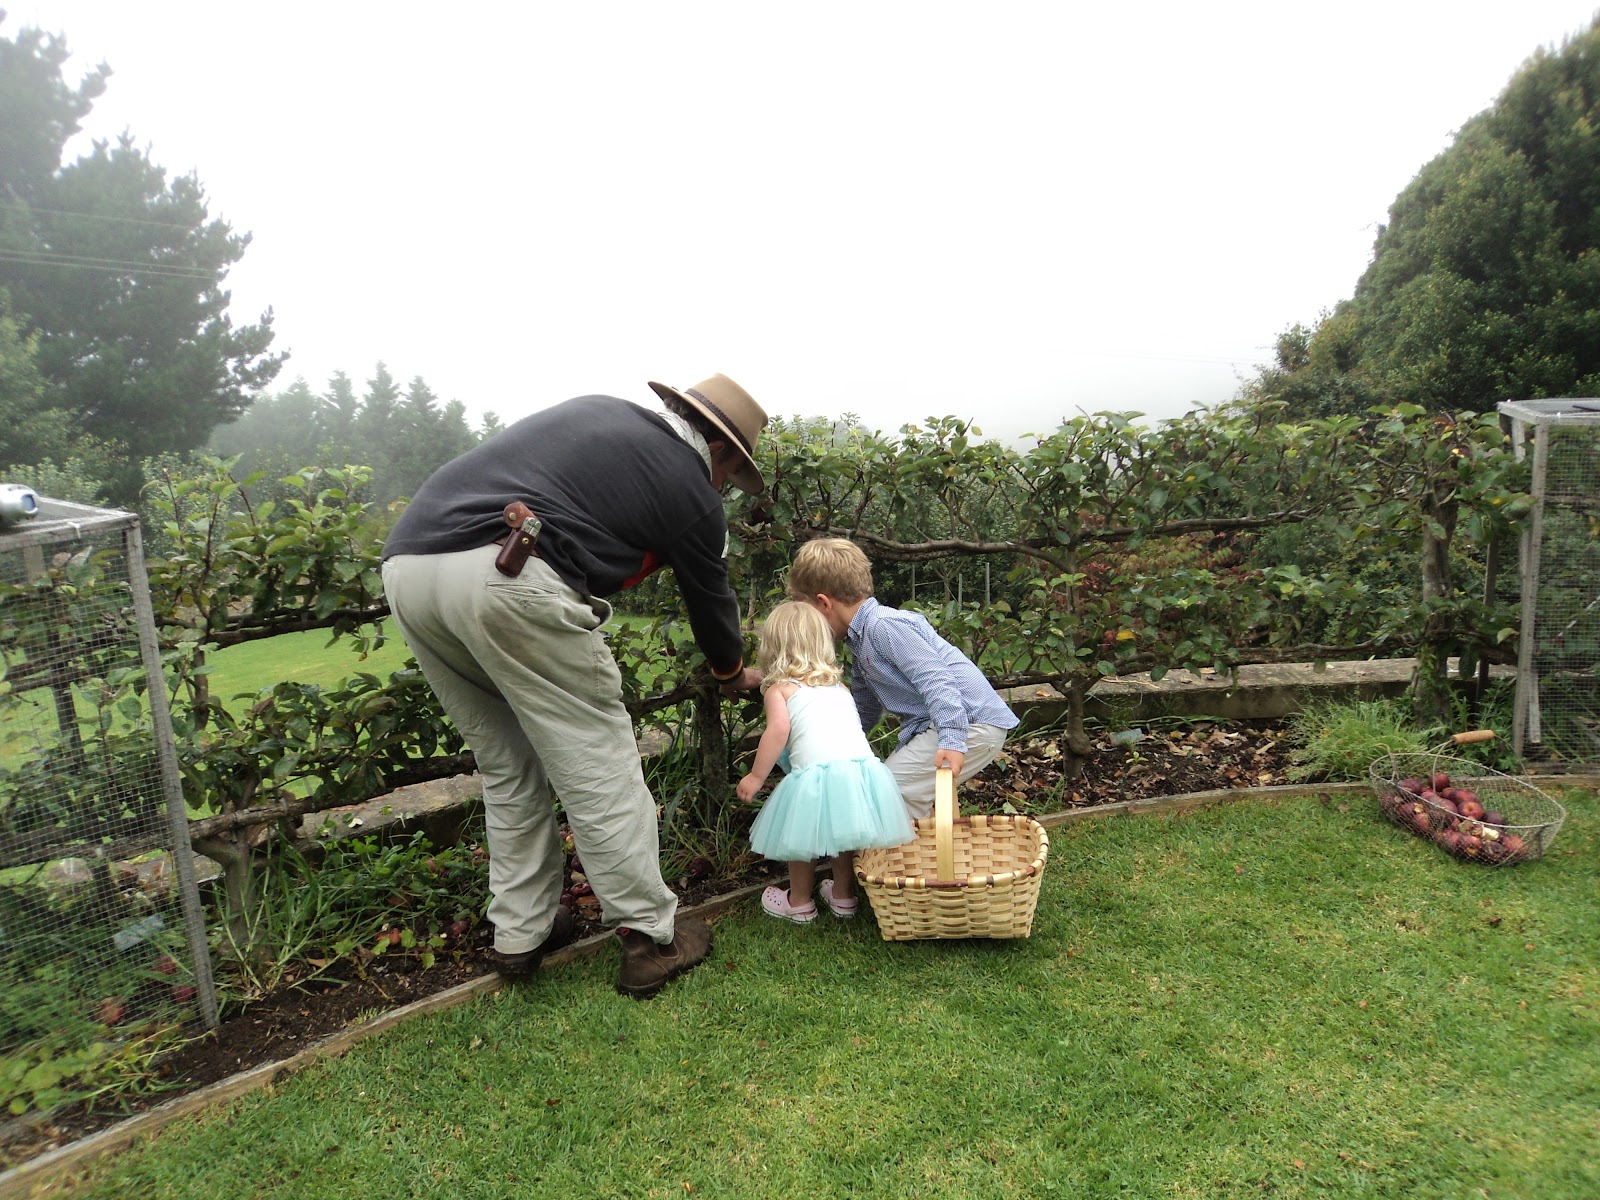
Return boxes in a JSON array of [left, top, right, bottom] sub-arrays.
[[1500, 833, 1528, 862], [1481, 810, 1506, 828], [171, 984, 197, 1003], [1433, 772, 1452, 792], [1459, 798, 1486, 821], [1399, 777, 1427, 797]]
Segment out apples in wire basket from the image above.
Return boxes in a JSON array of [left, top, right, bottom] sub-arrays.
[[1369, 732, 1567, 866]]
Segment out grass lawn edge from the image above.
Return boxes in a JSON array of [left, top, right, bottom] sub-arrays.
[[4, 772, 1595, 1197]]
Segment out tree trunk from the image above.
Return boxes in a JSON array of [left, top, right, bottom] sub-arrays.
[[192, 831, 261, 949], [1062, 675, 1096, 772], [191, 644, 212, 731], [692, 684, 729, 811]]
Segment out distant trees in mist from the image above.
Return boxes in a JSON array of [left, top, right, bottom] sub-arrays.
[[206, 364, 500, 508]]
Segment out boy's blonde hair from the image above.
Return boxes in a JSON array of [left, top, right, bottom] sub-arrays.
[[757, 601, 841, 691], [787, 537, 875, 604]]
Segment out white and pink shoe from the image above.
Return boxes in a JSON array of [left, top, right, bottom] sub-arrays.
[[761, 885, 817, 924], [819, 878, 858, 919]]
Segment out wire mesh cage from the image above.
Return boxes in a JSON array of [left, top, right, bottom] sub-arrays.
[[0, 496, 217, 1107], [1497, 399, 1600, 769], [1369, 732, 1567, 866]]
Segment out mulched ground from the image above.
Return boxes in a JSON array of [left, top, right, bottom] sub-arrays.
[[2, 718, 1292, 1169]]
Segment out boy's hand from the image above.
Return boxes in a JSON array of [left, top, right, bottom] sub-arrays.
[[933, 748, 965, 778], [737, 773, 765, 804]]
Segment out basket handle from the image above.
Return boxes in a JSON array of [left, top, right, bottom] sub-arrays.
[[1450, 729, 1496, 745], [934, 766, 956, 882]]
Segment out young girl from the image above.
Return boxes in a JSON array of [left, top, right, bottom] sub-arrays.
[[737, 601, 913, 923]]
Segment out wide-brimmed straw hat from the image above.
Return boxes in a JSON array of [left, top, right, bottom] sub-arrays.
[[648, 373, 768, 494]]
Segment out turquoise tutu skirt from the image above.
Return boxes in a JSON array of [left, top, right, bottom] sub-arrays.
[[749, 757, 914, 862]]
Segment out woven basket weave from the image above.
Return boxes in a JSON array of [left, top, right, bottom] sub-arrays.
[[855, 767, 1049, 940]]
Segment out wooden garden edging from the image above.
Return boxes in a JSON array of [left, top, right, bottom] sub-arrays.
[[0, 874, 775, 1199], [3, 773, 1594, 1198]]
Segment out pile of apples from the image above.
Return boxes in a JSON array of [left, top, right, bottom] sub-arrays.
[[1380, 770, 1530, 864]]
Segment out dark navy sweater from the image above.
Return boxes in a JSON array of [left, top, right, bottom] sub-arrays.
[[382, 395, 745, 677]]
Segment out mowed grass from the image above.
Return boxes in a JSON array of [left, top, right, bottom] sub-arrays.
[[58, 788, 1599, 1199], [203, 619, 413, 707], [0, 622, 410, 764], [10, 611, 643, 742], [204, 612, 661, 709]]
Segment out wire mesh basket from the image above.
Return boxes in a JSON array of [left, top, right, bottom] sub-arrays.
[[1368, 731, 1567, 866], [855, 767, 1049, 940]]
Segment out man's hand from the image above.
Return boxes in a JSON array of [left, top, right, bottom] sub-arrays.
[[933, 748, 966, 778], [719, 667, 763, 697]]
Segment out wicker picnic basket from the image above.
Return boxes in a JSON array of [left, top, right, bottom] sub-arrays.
[[1368, 730, 1567, 866], [855, 767, 1049, 940]]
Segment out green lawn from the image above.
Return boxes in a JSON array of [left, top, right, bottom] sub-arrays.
[[0, 621, 414, 764], [56, 787, 1599, 1199], [204, 612, 661, 707], [204, 619, 414, 705]]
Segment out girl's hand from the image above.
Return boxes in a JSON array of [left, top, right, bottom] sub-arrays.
[[737, 773, 765, 804]]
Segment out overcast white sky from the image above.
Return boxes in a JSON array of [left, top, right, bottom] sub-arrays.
[[11, 1, 1600, 443]]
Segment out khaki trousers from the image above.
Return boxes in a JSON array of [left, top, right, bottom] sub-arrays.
[[381, 546, 677, 953], [885, 724, 1011, 819]]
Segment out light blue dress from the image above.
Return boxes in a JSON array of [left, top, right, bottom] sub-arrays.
[[749, 684, 914, 861]]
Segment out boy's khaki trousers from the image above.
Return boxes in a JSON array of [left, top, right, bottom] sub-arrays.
[[381, 545, 678, 954], [886, 725, 1011, 819]]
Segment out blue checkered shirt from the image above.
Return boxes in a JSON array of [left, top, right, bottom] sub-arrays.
[[845, 597, 1018, 752]]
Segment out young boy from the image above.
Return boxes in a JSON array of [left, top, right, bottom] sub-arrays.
[[787, 538, 1018, 819]]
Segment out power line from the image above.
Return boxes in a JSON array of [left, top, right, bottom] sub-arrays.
[[0, 249, 221, 282], [1, 201, 214, 233]]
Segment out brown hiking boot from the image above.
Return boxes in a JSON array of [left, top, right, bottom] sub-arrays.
[[615, 917, 713, 999], [496, 906, 578, 982]]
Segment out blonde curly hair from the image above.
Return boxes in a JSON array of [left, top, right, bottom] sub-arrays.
[[757, 601, 841, 692]]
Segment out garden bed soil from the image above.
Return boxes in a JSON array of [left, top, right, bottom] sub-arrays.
[[2, 719, 1291, 1169]]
